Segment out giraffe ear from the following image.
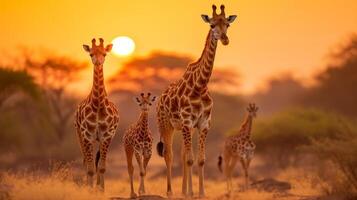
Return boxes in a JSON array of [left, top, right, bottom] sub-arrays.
[[227, 15, 237, 23], [105, 44, 113, 52], [151, 96, 157, 102], [133, 97, 141, 104], [201, 15, 210, 23], [83, 45, 90, 52]]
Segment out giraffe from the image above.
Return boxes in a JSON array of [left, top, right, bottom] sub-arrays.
[[156, 5, 237, 197], [75, 38, 119, 191], [123, 93, 155, 198], [218, 103, 258, 193]]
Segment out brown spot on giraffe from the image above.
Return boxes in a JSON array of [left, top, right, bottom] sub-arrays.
[[156, 4, 237, 198], [123, 93, 155, 198], [87, 113, 96, 122], [219, 103, 258, 193], [74, 38, 119, 191]]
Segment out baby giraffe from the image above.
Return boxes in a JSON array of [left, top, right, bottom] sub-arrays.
[[123, 93, 156, 198], [218, 103, 258, 193]]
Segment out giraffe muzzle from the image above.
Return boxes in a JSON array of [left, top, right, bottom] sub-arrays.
[[221, 34, 229, 45]]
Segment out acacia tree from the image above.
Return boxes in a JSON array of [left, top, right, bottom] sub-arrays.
[[24, 54, 88, 141], [0, 67, 39, 109], [304, 34, 357, 116]]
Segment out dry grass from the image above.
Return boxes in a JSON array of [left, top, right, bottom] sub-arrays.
[[277, 167, 321, 197], [0, 167, 323, 200], [2, 173, 317, 200]]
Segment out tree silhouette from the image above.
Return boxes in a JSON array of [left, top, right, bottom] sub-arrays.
[[305, 34, 357, 116], [24, 54, 88, 140], [0, 67, 38, 109]]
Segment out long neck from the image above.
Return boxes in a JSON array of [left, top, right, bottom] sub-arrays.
[[90, 65, 107, 109], [137, 111, 149, 136], [183, 30, 218, 90], [238, 114, 253, 138]]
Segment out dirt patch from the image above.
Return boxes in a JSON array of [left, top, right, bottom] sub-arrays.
[[251, 178, 291, 193]]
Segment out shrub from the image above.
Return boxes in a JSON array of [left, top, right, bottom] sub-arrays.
[[248, 108, 357, 167], [309, 136, 357, 198]]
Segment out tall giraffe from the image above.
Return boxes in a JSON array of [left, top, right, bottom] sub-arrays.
[[75, 38, 119, 191], [218, 103, 258, 193], [156, 5, 237, 197], [123, 93, 155, 198]]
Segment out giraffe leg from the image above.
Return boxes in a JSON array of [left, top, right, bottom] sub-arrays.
[[241, 158, 251, 190], [198, 128, 208, 198], [228, 156, 238, 193], [141, 152, 151, 195], [83, 139, 95, 187], [96, 135, 113, 191], [162, 129, 174, 197], [224, 150, 232, 193], [182, 125, 194, 197], [76, 129, 86, 165], [135, 152, 145, 195], [181, 139, 188, 196], [125, 145, 137, 198]]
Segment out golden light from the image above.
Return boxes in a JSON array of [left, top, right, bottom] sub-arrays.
[[111, 36, 136, 57]]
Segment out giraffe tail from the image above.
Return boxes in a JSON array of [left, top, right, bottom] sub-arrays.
[[218, 154, 223, 173], [95, 150, 100, 170], [156, 139, 164, 157]]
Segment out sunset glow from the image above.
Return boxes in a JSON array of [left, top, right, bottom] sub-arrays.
[[1, 0, 357, 94]]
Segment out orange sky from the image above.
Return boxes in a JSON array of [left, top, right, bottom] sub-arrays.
[[1, 0, 357, 94]]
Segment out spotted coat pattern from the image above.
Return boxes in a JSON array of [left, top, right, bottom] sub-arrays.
[[74, 38, 119, 190], [156, 5, 237, 197], [123, 93, 155, 198], [221, 103, 258, 192]]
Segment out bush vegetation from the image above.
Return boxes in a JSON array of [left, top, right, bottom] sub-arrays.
[[236, 108, 357, 198]]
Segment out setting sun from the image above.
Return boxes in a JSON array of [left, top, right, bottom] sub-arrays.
[[111, 36, 135, 57]]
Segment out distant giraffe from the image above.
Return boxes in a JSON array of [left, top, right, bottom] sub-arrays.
[[156, 5, 237, 197], [75, 38, 119, 191], [218, 103, 258, 193], [123, 93, 155, 198]]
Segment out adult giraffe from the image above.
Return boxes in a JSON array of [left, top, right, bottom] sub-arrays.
[[75, 38, 119, 191], [156, 5, 237, 197]]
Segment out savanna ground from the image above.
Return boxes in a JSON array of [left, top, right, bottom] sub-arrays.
[[0, 154, 323, 200]]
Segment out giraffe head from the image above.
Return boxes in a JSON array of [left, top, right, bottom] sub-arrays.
[[83, 38, 113, 66], [134, 92, 157, 112], [201, 4, 237, 45], [247, 103, 259, 118]]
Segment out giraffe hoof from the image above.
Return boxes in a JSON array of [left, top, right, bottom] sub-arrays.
[[225, 192, 231, 197], [185, 191, 194, 198], [167, 191, 173, 197], [130, 192, 137, 198], [199, 194, 206, 199], [96, 186, 104, 193], [138, 189, 145, 195]]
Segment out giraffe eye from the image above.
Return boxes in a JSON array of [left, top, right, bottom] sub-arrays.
[[210, 24, 215, 29], [89, 53, 93, 57], [227, 24, 230, 27]]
